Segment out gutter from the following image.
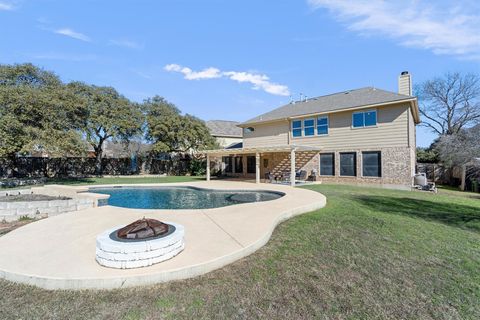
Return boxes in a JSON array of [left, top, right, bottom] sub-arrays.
[[238, 98, 418, 127]]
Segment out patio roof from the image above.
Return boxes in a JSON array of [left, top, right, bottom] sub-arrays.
[[200, 144, 322, 156]]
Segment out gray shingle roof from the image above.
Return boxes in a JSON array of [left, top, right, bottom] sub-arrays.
[[206, 120, 243, 137], [240, 87, 414, 126]]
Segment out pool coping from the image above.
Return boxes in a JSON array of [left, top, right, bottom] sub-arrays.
[[0, 181, 326, 290], [87, 185, 287, 209]]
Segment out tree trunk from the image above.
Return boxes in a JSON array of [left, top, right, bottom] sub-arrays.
[[94, 146, 103, 176]]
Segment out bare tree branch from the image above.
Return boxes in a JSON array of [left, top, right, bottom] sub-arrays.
[[416, 72, 480, 137]]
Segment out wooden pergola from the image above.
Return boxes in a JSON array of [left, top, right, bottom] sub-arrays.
[[200, 145, 322, 186]]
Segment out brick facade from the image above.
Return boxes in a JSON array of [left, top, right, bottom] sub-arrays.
[[266, 147, 414, 188]]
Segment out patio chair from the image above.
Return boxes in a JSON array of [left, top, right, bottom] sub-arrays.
[[295, 170, 308, 183], [265, 172, 276, 183], [281, 171, 291, 184]]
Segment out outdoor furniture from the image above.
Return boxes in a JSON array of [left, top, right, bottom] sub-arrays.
[[281, 171, 291, 184], [265, 172, 276, 183], [295, 170, 308, 183]]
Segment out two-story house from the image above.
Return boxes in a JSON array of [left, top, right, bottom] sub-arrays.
[[204, 72, 420, 188]]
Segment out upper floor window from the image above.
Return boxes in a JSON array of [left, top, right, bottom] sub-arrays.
[[243, 127, 255, 134], [304, 118, 315, 136], [352, 110, 377, 128], [292, 120, 302, 137], [317, 116, 328, 135]]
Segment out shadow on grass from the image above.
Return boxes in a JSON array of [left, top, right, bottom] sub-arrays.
[[355, 195, 480, 232]]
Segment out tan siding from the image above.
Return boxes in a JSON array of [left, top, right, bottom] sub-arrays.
[[291, 103, 410, 149], [408, 108, 417, 175], [408, 108, 416, 148], [243, 121, 289, 147]]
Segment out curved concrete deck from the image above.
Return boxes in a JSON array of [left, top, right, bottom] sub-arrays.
[[0, 181, 326, 290]]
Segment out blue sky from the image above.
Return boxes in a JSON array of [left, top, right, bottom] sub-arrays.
[[1, 0, 479, 147]]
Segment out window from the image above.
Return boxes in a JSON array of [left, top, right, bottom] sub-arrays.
[[304, 118, 315, 136], [317, 116, 328, 135], [362, 151, 381, 177], [365, 111, 377, 126], [222, 156, 232, 173], [352, 110, 377, 128], [243, 127, 255, 134], [247, 156, 256, 173], [292, 120, 302, 137], [234, 156, 243, 173], [320, 153, 335, 176], [340, 152, 356, 176]]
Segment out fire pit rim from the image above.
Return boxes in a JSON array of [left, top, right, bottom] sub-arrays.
[[109, 224, 177, 243]]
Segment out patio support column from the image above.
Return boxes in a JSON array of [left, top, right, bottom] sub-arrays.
[[206, 154, 210, 181], [255, 152, 260, 184], [232, 155, 236, 175], [290, 148, 296, 187]]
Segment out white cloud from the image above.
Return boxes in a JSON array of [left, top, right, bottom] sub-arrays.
[[164, 64, 222, 80], [109, 39, 143, 49], [54, 28, 91, 42], [164, 64, 290, 96], [0, 1, 14, 10], [308, 0, 480, 60], [223, 71, 290, 96]]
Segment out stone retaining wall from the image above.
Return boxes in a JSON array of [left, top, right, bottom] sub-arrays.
[[0, 186, 108, 222]]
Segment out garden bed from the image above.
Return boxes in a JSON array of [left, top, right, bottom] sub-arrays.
[[0, 194, 70, 202]]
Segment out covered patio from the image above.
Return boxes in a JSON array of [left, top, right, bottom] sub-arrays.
[[202, 145, 322, 186]]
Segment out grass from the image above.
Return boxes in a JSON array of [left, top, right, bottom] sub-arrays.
[[43, 175, 204, 186], [1, 175, 204, 189], [0, 184, 479, 319]]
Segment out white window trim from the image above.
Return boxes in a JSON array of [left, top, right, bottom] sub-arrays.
[[316, 116, 329, 136], [291, 120, 302, 138], [351, 109, 377, 129], [303, 118, 315, 137]]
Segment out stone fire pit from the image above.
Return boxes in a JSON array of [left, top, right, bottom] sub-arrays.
[[95, 218, 185, 269]]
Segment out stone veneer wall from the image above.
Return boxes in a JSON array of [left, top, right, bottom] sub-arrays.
[[268, 147, 413, 188], [0, 187, 100, 222]]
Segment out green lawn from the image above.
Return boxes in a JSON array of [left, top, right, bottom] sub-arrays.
[[0, 184, 479, 319], [1, 175, 204, 189]]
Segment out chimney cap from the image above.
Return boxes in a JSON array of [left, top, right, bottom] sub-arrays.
[[401, 71, 409, 75]]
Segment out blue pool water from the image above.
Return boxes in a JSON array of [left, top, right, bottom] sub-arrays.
[[90, 186, 284, 209]]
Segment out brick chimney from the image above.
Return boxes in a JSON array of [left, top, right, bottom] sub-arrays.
[[398, 71, 412, 96]]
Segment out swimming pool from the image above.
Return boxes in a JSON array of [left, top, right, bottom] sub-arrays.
[[90, 186, 284, 209]]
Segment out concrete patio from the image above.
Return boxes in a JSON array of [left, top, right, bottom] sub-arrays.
[[0, 181, 326, 290]]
